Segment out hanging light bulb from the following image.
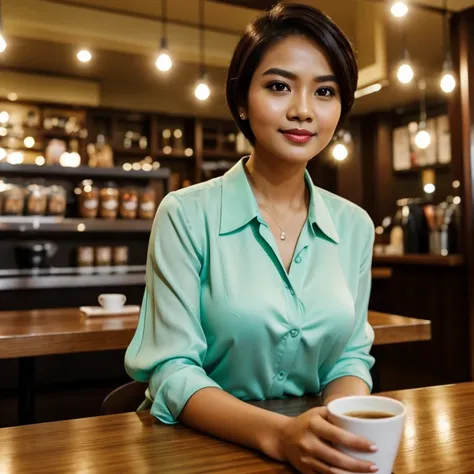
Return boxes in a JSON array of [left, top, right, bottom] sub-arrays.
[[156, 1, 172, 72], [195, 0, 210, 101], [391, 1, 409, 18], [333, 143, 348, 161], [0, 0, 6, 53], [440, 2, 456, 94], [195, 76, 211, 101], [397, 63, 414, 84], [77, 49, 92, 63], [415, 79, 431, 149]]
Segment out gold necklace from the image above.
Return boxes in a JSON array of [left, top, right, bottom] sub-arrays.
[[258, 201, 298, 241]]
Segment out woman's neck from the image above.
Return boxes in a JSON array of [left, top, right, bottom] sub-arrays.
[[245, 148, 308, 210]]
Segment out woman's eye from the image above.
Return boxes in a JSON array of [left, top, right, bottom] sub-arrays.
[[316, 87, 336, 97], [267, 82, 290, 92]]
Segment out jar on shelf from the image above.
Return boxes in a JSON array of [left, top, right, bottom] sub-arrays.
[[100, 182, 119, 219], [119, 186, 138, 219], [26, 184, 47, 216], [139, 186, 156, 219], [3, 183, 24, 216], [78, 182, 99, 218], [77, 246, 94, 267], [48, 185, 67, 216], [113, 246, 129, 266], [95, 246, 112, 268]]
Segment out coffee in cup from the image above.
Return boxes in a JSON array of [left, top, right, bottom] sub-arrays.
[[327, 395, 405, 474]]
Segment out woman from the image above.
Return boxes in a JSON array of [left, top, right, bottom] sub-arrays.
[[126, 3, 378, 473]]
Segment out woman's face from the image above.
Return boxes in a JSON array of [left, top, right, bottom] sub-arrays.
[[245, 35, 342, 164]]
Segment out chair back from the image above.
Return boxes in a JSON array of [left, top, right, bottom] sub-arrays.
[[101, 381, 148, 415]]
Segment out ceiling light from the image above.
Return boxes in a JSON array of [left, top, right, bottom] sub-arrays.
[[156, 1, 172, 72], [391, 2, 409, 18], [156, 49, 172, 72], [354, 83, 383, 99], [195, 0, 211, 101], [7, 92, 17, 101], [440, 72, 456, 93], [415, 130, 431, 149], [423, 183, 435, 194], [0, 34, 6, 53], [195, 79, 211, 101], [415, 79, 431, 149], [77, 49, 92, 63], [397, 63, 414, 84], [0, 111, 9, 123], [24, 136, 35, 148]]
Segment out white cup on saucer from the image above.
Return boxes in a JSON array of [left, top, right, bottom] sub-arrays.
[[98, 293, 127, 312], [327, 395, 405, 474]]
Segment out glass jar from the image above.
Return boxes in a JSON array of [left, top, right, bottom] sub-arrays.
[[79, 183, 99, 218], [77, 246, 94, 267], [3, 183, 24, 216], [48, 185, 67, 216], [99, 182, 119, 219], [120, 187, 138, 219], [113, 246, 129, 266], [139, 186, 156, 219], [26, 184, 47, 216], [95, 246, 112, 266]]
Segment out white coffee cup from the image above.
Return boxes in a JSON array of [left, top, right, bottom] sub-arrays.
[[98, 293, 127, 311], [327, 395, 405, 474]]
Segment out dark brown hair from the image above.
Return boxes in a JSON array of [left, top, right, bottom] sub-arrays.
[[226, 3, 358, 145]]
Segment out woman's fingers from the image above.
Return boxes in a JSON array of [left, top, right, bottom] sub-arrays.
[[310, 415, 377, 453]]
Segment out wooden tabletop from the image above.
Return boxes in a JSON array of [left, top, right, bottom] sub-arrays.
[[0, 308, 431, 359], [1, 382, 473, 473]]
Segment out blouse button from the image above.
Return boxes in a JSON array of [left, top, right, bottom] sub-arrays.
[[295, 256, 302, 264], [290, 329, 299, 338], [277, 371, 286, 380]]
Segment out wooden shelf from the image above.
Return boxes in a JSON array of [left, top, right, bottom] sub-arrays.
[[372, 254, 465, 267], [0, 271, 146, 291], [203, 150, 242, 160], [113, 147, 151, 155], [394, 163, 451, 174], [0, 163, 170, 180], [0, 216, 153, 233], [155, 150, 194, 160]]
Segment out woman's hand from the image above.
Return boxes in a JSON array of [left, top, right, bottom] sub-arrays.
[[268, 406, 378, 474]]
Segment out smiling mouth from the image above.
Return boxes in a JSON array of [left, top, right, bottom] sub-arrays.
[[280, 130, 316, 144]]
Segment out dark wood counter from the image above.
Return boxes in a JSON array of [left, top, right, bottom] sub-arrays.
[[1, 382, 474, 473]]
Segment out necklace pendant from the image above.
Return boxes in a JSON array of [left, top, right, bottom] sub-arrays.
[[280, 231, 286, 241]]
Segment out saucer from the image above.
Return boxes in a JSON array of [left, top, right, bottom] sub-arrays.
[[79, 305, 140, 317]]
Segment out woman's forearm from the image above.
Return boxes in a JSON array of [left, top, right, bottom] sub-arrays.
[[322, 376, 370, 406], [179, 387, 290, 461]]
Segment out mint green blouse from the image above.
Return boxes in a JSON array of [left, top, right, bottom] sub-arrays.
[[125, 158, 375, 425]]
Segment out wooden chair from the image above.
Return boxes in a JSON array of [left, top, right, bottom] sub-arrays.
[[101, 381, 148, 415]]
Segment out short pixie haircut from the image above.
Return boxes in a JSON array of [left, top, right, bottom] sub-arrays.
[[226, 3, 358, 146]]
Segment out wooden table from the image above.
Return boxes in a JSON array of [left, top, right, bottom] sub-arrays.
[[1, 382, 472, 473], [0, 308, 431, 425]]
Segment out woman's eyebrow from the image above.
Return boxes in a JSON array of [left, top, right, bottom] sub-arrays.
[[262, 68, 338, 84]]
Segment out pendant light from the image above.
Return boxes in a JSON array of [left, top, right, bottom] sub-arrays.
[[397, 17, 414, 84], [156, 0, 173, 72], [415, 79, 431, 150], [391, 1, 408, 18], [0, 0, 7, 53], [440, 0, 456, 93], [194, 0, 210, 101]]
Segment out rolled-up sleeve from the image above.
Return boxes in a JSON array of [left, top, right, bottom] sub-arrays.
[[125, 193, 221, 424], [320, 221, 375, 392]]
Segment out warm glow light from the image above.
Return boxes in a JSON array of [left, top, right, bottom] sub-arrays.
[[424, 183, 436, 194], [24, 136, 35, 148], [162, 129, 171, 139], [440, 72, 456, 93], [354, 83, 383, 99], [0, 148, 6, 160], [452, 180, 460, 189], [0, 111, 10, 124], [156, 51, 173, 71], [0, 34, 7, 53], [333, 143, 348, 161], [163, 146, 172, 155], [122, 163, 132, 171], [142, 163, 153, 171], [397, 63, 414, 84], [173, 129, 183, 139], [0, 127, 7, 137], [415, 129, 431, 149], [59, 151, 81, 167], [77, 49, 92, 63], [7, 151, 24, 165], [77, 223, 86, 232], [375, 226, 384, 235], [195, 82, 211, 101], [152, 161, 161, 169], [35, 156, 45, 166], [184, 148, 194, 157], [7, 92, 18, 101], [132, 162, 141, 171], [391, 1, 409, 17]]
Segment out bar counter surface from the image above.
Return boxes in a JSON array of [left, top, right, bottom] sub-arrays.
[[1, 382, 472, 473]]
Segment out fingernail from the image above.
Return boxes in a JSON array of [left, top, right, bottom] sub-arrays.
[[369, 444, 378, 452], [370, 465, 379, 472]]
